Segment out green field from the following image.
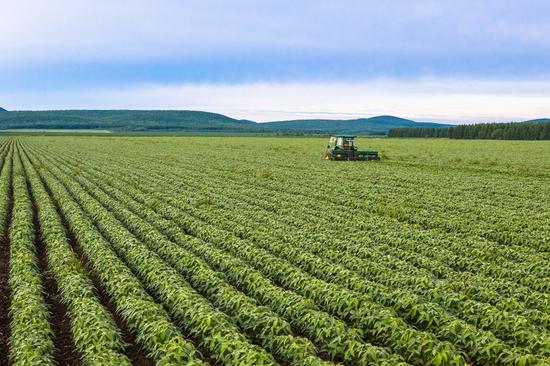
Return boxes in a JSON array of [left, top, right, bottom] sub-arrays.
[[0, 129, 113, 134], [0, 136, 549, 366]]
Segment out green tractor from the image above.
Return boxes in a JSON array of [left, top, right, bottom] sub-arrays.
[[324, 135, 379, 161]]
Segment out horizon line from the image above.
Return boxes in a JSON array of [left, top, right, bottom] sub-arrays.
[[2, 107, 549, 125]]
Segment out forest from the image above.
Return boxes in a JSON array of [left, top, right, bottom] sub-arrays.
[[388, 120, 550, 140]]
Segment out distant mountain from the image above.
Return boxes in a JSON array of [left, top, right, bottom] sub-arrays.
[[524, 118, 550, 123], [0, 110, 255, 132], [262, 115, 448, 135], [0, 107, 6, 112], [0, 109, 451, 134]]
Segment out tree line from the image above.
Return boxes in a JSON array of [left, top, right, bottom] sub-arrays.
[[388, 121, 550, 140]]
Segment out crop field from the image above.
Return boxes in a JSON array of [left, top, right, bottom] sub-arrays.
[[0, 136, 549, 366]]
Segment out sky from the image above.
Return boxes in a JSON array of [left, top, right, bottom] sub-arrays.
[[1, 0, 550, 122]]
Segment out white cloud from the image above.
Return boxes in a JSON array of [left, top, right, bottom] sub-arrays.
[[3, 78, 550, 123]]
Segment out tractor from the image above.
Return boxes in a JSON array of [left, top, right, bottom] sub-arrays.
[[324, 135, 379, 161]]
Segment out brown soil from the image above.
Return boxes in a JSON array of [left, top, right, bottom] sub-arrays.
[[29, 154, 154, 365], [0, 158, 13, 366], [29, 180, 82, 366], [25, 149, 213, 365], [68, 228, 155, 366]]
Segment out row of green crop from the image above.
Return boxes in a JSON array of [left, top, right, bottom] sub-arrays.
[[176, 177, 550, 324], [18, 145, 208, 365], [30, 139, 550, 322], [18, 141, 133, 365], [33, 135, 550, 255], [208, 203, 550, 350], [83, 142, 550, 316], [192, 143, 549, 261], [0, 140, 12, 239], [17, 138, 550, 362], [30, 136, 550, 297], [58, 139, 549, 300], [192, 161, 549, 289], [39, 140, 550, 357], [28, 144, 409, 366], [8, 146, 56, 365], [21, 146, 337, 365], [174, 160, 550, 302], [126, 155, 550, 326], [197, 169, 550, 296], [159, 173, 550, 335], [27, 144, 414, 364], [24, 143, 528, 366], [22, 136, 547, 288], [109, 181, 540, 364], [343, 172, 550, 251], [55, 178, 337, 365], [51, 144, 550, 364], [22, 148, 283, 366], [114, 134, 549, 253]]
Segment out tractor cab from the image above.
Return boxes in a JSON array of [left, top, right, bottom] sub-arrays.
[[328, 135, 356, 151], [324, 135, 379, 161]]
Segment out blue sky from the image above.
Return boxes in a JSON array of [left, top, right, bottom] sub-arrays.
[[1, 0, 550, 122]]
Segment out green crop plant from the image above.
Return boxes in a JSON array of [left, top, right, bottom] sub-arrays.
[[0, 136, 549, 366]]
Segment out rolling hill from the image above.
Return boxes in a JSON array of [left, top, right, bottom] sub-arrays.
[[0, 107, 6, 112], [0, 109, 451, 134], [261, 115, 448, 134], [0, 110, 255, 132]]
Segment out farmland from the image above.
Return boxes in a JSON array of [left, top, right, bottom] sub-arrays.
[[0, 136, 549, 366]]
